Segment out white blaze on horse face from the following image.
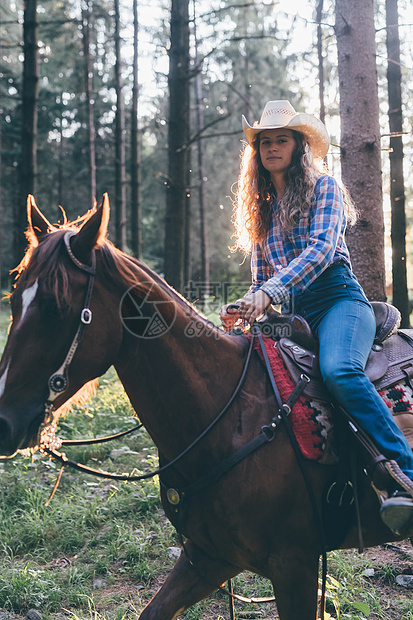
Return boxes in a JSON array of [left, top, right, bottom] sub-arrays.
[[0, 361, 10, 400], [20, 279, 39, 325]]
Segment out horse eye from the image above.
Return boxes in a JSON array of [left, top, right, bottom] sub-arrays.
[[41, 298, 62, 319]]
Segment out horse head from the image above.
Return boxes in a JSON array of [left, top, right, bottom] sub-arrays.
[[0, 195, 122, 456]]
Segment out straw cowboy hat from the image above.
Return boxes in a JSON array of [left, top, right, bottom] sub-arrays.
[[242, 100, 330, 159]]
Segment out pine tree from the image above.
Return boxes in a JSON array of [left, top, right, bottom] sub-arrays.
[[16, 0, 39, 265], [336, 0, 386, 300], [164, 0, 190, 292], [386, 0, 409, 324]]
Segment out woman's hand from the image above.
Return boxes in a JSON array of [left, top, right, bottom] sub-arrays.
[[238, 290, 272, 324], [220, 290, 272, 331], [219, 304, 241, 332]]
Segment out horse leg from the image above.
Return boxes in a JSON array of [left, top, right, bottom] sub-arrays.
[[138, 540, 240, 620], [269, 549, 320, 620]]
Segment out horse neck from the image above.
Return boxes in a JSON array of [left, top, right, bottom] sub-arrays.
[[113, 299, 247, 461]]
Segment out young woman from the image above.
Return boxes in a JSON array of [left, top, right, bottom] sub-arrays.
[[219, 100, 413, 535]]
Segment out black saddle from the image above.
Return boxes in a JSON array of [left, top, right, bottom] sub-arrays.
[[260, 301, 409, 401]]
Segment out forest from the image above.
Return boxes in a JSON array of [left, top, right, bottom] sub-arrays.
[[1, 0, 413, 319], [2, 3, 413, 619]]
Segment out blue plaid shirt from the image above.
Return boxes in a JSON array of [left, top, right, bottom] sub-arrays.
[[248, 175, 352, 304]]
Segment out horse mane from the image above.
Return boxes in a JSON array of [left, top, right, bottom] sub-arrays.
[[13, 209, 194, 315], [11, 208, 209, 419], [12, 214, 89, 308], [98, 242, 192, 308], [11, 212, 115, 417]]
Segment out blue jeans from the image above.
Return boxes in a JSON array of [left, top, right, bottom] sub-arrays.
[[293, 261, 413, 480]]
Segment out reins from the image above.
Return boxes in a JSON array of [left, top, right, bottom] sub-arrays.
[[255, 327, 328, 620], [40, 236, 327, 618], [42, 331, 256, 483], [167, 327, 327, 618], [60, 423, 143, 446]]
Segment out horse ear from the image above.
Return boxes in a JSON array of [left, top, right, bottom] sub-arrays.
[[27, 195, 53, 241], [71, 193, 110, 263]]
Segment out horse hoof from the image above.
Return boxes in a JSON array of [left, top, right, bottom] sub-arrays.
[[380, 492, 413, 536]]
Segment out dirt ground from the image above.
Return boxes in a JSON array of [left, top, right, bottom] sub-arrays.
[[359, 540, 413, 619], [97, 541, 413, 619]]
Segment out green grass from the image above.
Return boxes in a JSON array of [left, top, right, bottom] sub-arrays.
[[0, 306, 412, 619]]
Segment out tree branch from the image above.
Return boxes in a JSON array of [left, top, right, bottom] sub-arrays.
[[179, 112, 231, 150]]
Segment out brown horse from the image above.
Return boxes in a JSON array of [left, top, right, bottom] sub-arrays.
[[0, 195, 404, 620]]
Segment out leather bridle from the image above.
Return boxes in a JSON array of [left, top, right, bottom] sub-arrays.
[[39, 231, 96, 442]]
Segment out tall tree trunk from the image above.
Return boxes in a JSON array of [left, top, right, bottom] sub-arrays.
[[130, 0, 142, 258], [16, 0, 38, 264], [386, 0, 409, 326], [114, 0, 127, 251], [193, 0, 209, 307], [164, 0, 190, 292], [0, 97, 2, 295], [184, 161, 191, 289], [58, 114, 64, 207], [316, 0, 325, 124], [242, 3, 252, 119], [82, 1, 96, 209], [335, 0, 386, 301]]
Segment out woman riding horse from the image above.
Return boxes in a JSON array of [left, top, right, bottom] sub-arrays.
[[219, 99, 413, 535]]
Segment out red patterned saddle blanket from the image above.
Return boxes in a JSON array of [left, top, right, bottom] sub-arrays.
[[253, 335, 413, 463]]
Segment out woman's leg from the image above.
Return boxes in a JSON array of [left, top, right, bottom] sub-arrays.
[[317, 299, 413, 533], [317, 299, 413, 480]]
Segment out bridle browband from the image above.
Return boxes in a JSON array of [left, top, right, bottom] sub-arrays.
[[39, 232, 96, 442]]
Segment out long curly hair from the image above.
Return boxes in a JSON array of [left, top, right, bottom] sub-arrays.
[[232, 130, 357, 253]]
